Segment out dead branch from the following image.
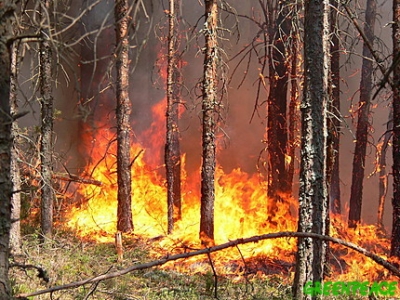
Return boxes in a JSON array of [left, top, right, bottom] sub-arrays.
[[15, 231, 400, 299], [53, 173, 103, 186]]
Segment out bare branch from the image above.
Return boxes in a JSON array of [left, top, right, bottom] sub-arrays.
[[15, 231, 400, 298]]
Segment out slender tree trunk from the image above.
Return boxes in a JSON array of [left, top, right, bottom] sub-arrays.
[[287, 22, 299, 196], [0, 1, 14, 296], [200, 0, 218, 246], [10, 40, 22, 255], [115, 0, 134, 233], [266, 1, 290, 218], [348, 0, 376, 228], [40, 0, 54, 241], [329, 0, 341, 214], [377, 109, 392, 230], [391, 0, 400, 257], [293, 0, 330, 298], [166, 0, 182, 234]]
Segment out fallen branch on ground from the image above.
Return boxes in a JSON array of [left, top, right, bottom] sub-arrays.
[[15, 231, 400, 298]]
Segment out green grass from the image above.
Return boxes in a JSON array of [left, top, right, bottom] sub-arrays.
[[9, 228, 400, 299]]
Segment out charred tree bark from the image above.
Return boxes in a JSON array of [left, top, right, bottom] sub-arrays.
[[166, 0, 182, 234], [287, 23, 299, 196], [10, 40, 21, 255], [377, 109, 392, 230], [391, 0, 400, 258], [293, 0, 330, 298], [329, 0, 341, 214], [266, 1, 291, 218], [0, 1, 14, 296], [115, 0, 134, 233], [348, 0, 376, 228], [40, 0, 54, 241], [200, 0, 218, 246]]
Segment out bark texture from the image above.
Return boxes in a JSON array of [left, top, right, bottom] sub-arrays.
[[0, 0, 14, 296], [348, 0, 376, 227], [329, 0, 341, 214], [115, 0, 134, 233], [391, 0, 400, 257], [293, 0, 330, 298], [166, 0, 182, 234], [200, 0, 218, 246], [10, 41, 21, 255], [40, 0, 54, 241], [266, 0, 291, 216]]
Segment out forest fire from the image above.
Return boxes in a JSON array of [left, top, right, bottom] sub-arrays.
[[64, 104, 398, 287]]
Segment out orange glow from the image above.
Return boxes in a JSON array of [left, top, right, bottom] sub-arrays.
[[65, 101, 397, 287]]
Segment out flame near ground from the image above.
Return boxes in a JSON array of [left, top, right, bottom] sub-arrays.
[[65, 102, 399, 293]]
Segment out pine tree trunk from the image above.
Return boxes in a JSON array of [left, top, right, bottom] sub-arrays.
[[348, 0, 376, 228], [200, 0, 218, 246], [166, 0, 182, 234], [377, 109, 392, 230], [115, 0, 134, 233], [293, 0, 330, 298], [40, 0, 54, 241], [288, 22, 299, 197], [391, 0, 400, 257], [10, 40, 22, 255], [266, 1, 290, 217], [329, 0, 341, 214], [0, 1, 14, 296]]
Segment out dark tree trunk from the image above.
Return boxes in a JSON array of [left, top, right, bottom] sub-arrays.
[[293, 0, 330, 298], [10, 40, 22, 255], [115, 0, 134, 233], [266, 1, 290, 218], [40, 0, 54, 241], [166, 0, 182, 234], [348, 0, 376, 228], [0, 0, 14, 296], [329, 0, 341, 214], [287, 20, 299, 196], [391, 0, 400, 257], [200, 0, 218, 246], [377, 109, 392, 230]]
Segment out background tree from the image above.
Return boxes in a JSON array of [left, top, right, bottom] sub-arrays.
[[348, 0, 376, 228], [200, 0, 219, 246], [329, 0, 341, 214], [0, 0, 14, 296], [265, 0, 292, 217], [293, 0, 330, 297], [115, 0, 134, 233], [166, 0, 182, 234], [391, 0, 400, 257], [39, 0, 55, 241]]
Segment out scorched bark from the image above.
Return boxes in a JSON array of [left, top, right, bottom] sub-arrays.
[[115, 0, 133, 233], [200, 0, 218, 246], [293, 0, 330, 298]]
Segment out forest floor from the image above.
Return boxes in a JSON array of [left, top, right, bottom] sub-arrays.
[[9, 224, 399, 300]]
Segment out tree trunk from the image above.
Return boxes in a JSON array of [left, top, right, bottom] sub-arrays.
[[391, 0, 400, 257], [266, 1, 290, 219], [0, 1, 14, 296], [166, 0, 182, 234], [329, 0, 341, 214], [200, 0, 218, 246], [287, 17, 299, 197], [10, 40, 22, 255], [348, 0, 376, 228], [293, 0, 330, 298], [377, 109, 392, 230], [115, 0, 134, 233], [40, 0, 54, 242]]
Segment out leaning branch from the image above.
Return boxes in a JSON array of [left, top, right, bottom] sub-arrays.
[[15, 231, 400, 298]]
